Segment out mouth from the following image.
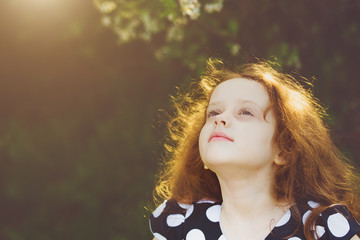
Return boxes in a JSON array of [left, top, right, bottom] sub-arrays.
[[209, 132, 234, 142]]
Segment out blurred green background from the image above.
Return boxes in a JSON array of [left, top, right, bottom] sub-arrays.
[[0, 0, 359, 239]]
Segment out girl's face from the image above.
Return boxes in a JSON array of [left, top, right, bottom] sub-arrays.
[[199, 78, 278, 171]]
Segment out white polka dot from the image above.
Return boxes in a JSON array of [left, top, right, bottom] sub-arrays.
[[178, 202, 192, 209], [153, 200, 167, 218], [314, 225, 325, 239], [206, 205, 222, 222], [288, 237, 301, 240], [276, 209, 291, 227], [153, 232, 167, 240], [218, 235, 227, 240], [186, 229, 206, 240], [196, 199, 215, 204], [185, 204, 194, 219], [166, 214, 185, 227], [302, 210, 312, 225], [327, 212, 350, 237], [308, 201, 320, 208]]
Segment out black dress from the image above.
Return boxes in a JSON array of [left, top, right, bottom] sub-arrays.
[[149, 199, 360, 240]]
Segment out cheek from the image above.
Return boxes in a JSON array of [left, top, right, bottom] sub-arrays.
[[236, 125, 275, 149], [255, 126, 274, 142], [198, 125, 209, 157], [255, 126, 277, 156]]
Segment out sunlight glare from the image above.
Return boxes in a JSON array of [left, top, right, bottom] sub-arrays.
[[289, 90, 306, 111], [94, 0, 117, 14], [11, 0, 66, 11], [263, 73, 275, 83]]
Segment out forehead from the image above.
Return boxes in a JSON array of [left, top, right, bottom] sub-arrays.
[[209, 78, 270, 107]]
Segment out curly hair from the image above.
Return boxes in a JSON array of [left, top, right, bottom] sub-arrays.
[[153, 59, 360, 240]]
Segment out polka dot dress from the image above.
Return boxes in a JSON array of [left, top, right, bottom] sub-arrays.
[[149, 200, 360, 240]]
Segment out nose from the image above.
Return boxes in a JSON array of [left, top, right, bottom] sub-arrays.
[[214, 114, 231, 127]]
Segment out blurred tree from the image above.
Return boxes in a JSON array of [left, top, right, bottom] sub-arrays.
[[0, 0, 173, 239], [0, 0, 359, 240]]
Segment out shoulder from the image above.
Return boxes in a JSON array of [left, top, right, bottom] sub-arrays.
[[296, 202, 360, 240], [149, 199, 221, 240], [269, 201, 360, 240], [319, 204, 360, 239]]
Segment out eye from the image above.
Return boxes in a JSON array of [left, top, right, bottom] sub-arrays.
[[238, 108, 254, 117], [207, 110, 220, 118]]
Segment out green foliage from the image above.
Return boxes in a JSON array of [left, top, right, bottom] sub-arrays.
[[0, 0, 360, 239], [95, 1, 360, 168]]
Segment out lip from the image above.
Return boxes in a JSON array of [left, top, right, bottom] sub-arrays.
[[209, 131, 234, 142]]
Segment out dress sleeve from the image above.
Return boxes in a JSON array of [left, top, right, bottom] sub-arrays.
[[321, 204, 360, 240], [149, 200, 186, 240]]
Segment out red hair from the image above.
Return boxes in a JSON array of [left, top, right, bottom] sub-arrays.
[[153, 59, 360, 240]]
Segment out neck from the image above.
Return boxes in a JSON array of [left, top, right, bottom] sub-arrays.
[[214, 164, 292, 240], [216, 164, 283, 219]]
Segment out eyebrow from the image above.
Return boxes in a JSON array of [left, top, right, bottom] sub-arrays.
[[208, 99, 262, 109]]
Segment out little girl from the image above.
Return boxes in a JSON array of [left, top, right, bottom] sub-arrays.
[[149, 59, 360, 240]]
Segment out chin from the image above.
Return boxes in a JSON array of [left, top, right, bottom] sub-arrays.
[[204, 156, 239, 166]]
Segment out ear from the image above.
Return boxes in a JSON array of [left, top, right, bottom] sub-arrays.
[[274, 153, 285, 165]]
